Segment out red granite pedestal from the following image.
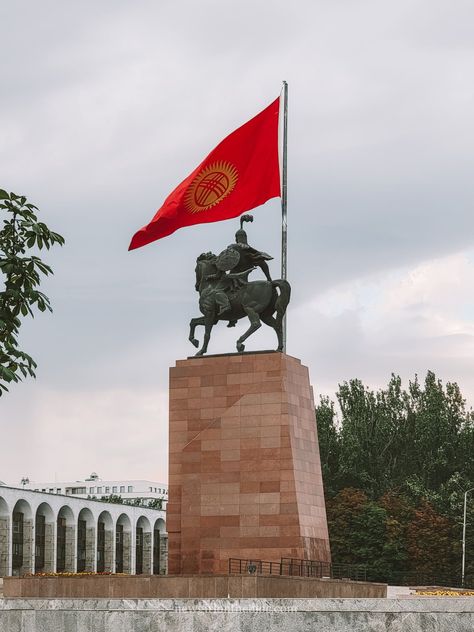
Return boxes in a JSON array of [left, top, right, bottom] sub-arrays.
[[167, 352, 331, 575]]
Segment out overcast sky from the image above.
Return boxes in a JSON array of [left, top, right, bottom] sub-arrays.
[[1, 0, 473, 486]]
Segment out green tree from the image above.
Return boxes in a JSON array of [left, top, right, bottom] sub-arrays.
[[0, 190, 64, 395], [98, 494, 124, 504], [316, 395, 340, 496], [146, 498, 163, 510], [320, 371, 473, 505], [318, 371, 474, 585], [335, 375, 407, 497]]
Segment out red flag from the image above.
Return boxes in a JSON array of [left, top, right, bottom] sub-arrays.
[[128, 97, 281, 250]]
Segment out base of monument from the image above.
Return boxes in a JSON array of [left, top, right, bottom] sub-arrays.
[[186, 349, 279, 359], [3, 574, 386, 599], [168, 352, 332, 574]]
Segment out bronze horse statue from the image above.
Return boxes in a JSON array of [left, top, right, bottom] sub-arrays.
[[189, 252, 291, 356]]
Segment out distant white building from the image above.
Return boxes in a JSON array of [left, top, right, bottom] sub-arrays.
[[0, 484, 167, 577], [17, 473, 168, 507]]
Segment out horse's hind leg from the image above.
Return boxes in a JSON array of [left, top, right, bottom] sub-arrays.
[[260, 312, 282, 351], [260, 312, 283, 352], [189, 316, 205, 348], [236, 307, 261, 353]]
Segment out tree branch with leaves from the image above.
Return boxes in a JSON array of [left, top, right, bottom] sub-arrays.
[[0, 190, 64, 395]]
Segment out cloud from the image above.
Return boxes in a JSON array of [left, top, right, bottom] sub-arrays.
[[291, 252, 474, 403], [1, 385, 168, 485], [1, 0, 474, 483]]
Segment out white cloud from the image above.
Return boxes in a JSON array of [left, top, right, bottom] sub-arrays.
[[1, 0, 474, 481], [291, 252, 474, 404], [1, 386, 168, 486]]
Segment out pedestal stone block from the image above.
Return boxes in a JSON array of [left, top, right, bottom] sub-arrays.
[[167, 352, 331, 575]]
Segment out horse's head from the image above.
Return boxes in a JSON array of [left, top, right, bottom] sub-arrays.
[[195, 252, 217, 291]]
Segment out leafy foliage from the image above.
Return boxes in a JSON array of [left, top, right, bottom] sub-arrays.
[[87, 494, 163, 510], [0, 190, 64, 395], [318, 371, 474, 584]]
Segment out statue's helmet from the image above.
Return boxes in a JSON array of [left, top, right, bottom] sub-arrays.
[[235, 228, 248, 245], [235, 214, 253, 244]]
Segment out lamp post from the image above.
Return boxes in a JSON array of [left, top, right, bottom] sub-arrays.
[[462, 486, 474, 587]]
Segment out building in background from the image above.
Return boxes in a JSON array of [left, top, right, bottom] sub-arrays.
[[16, 473, 168, 508], [0, 484, 167, 577]]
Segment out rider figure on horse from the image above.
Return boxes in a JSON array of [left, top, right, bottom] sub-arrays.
[[206, 266, 252, 317], [227, 214, 273, 282], [210, 215, 273, 319]]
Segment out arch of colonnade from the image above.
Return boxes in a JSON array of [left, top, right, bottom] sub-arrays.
[[0, 487, 167, 577]]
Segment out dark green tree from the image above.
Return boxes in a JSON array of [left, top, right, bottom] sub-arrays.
[[0, 190, 64, 395], [316, 396, 340, 497], [333, 375, 407, 497], [318, 371, 474, 585]]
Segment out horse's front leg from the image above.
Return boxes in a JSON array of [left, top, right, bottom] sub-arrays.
[[195, 315, 214, 356], [236, 306, 261, 353], [189, 316, 205, 348]]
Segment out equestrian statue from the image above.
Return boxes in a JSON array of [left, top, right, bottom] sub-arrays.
[[189, 215, 291, 356]]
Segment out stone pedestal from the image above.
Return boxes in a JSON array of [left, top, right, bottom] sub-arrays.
[[167, 352, 331, 575]]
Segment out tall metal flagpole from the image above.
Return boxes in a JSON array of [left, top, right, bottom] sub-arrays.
[[281, 81, 288, 353]]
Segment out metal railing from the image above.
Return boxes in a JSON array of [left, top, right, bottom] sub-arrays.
[[228, 557, 367, 582], [228, 559, 283, 576], [281, 558, 367, 581], [228, 558, 474, 588]]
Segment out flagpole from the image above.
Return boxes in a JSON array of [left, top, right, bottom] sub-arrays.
[[281, 81, 288, 353]]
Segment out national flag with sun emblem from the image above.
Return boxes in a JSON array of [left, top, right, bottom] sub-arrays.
[[128, 97, 280, 250]]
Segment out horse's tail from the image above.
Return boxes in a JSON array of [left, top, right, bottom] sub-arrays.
[[272, 279, 291, 325]]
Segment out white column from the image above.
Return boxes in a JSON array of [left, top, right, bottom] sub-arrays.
[[85, 526, 96, 572], [67, 523, 77, 573], [22, 519, 34, 575], [123, 528, 132, 574], [103, 526, 114, 573], [110, 524, 116, 573], [7, 514, 12, 576], [160, 533, 168, 575], [130, 524, 136, 575], [143, 531, 152, 575], [0, 516, 9, 577], [44, 520, 56, 573]]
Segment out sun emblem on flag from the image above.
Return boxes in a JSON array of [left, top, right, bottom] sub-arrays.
[[185, 161, 238, 214]]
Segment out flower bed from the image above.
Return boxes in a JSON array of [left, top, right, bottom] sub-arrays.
[[415, 589, 474, 597]]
